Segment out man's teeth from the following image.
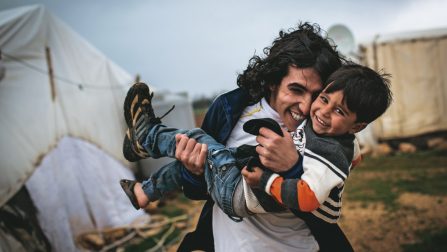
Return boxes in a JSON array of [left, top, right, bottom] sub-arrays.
[[291, 112, 303, 121]]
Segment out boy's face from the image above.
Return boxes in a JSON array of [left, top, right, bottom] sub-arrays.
[[310, 89, 366, 136]]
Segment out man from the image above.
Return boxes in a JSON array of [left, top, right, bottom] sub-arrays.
[[174, 23, 350, 251]]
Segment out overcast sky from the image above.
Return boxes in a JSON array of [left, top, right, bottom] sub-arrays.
[[1, 0, 447, 98]]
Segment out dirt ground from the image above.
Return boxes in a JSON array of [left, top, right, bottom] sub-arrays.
[[340, 193, 447, 251]]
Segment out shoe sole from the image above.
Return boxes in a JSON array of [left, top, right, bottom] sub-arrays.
[[123, 129, 142, 162]]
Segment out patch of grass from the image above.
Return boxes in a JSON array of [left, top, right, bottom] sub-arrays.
[[124, 225, 182, 252], [159, 205, 185, 217], [345, 178, 399, 208], [395, 172, 447, 195], [345, 150, 447, 208], [402, 228, 447, 252], [176, 193, 191, 204], [357, 150, 447, 172]]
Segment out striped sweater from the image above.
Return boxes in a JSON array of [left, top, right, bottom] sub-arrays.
[[261, 120, 361, 223]]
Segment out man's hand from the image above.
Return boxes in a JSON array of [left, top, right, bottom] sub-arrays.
[[255, 127, 299, 173], [175, 134, 207, 176], [241, 166, 263, 188]]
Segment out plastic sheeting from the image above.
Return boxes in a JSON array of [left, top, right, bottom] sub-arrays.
[[26, 137, 144, 252], [360, 28, 447, 139]]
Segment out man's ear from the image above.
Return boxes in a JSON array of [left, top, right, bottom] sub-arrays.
[[349, 122, 367, 134]]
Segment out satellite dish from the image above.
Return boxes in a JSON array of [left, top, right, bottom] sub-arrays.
[[327, 24, 356, 58]]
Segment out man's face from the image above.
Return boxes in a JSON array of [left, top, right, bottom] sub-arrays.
[[310, 89, 364, 136], [269, 66, 322, 131]]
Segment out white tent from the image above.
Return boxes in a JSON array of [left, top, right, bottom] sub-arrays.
[[0, 4, 194, 251], [359, 27, 447, 140]]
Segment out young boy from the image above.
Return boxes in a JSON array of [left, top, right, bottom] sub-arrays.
[[120, 64, 392, 223]]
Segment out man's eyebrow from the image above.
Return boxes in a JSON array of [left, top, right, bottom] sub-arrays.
[[289, 82, 307, 89]]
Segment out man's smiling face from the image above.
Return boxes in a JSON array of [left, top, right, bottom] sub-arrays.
[[269, 66, 322, 131]]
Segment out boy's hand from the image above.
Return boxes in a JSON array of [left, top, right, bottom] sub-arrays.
[[241, 166, 263, 188], [256, 127, 298, 173]]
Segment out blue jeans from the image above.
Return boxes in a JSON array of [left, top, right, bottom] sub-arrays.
[[140, 124, 242, 217]]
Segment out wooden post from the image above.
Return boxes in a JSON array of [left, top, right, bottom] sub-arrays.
[[372, 35, 379, 72], [135, 74, 140, 83], [45, 47, 56, 101]]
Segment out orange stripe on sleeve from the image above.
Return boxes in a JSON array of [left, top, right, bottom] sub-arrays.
[[298, 180, 320, 212], [270, 177, 284, 204]]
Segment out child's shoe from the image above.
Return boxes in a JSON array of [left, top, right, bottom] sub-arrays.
[[119, 179, 140, 210], [122, 83, 173, 161]]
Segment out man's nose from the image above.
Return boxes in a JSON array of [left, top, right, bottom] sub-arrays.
[[300, 94, 313, 115]]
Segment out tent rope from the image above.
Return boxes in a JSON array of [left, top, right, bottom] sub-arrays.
[[2, 51, 130, 90]]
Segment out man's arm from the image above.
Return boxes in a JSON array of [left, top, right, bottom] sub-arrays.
[[177, 94, 227, 199], [254, 126, 309, 180], [175, 134, 207, 176]]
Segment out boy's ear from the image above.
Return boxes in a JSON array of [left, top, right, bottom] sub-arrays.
[[349, 122, 367, 134]]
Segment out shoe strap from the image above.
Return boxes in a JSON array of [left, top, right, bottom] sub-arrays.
[[157, 105, 175, 120]]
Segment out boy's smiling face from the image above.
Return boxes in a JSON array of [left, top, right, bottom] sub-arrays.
[[310, 89, 366, 136]]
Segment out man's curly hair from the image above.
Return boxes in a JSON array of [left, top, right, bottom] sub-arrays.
[[237, 22, 343, 103]]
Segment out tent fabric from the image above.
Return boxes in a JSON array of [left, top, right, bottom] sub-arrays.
[[26, 137, 144, 252], [360, 28, 447, 139], [0, 5, 133, 206], [0, 5, 196, 208], [0, 4, 196, 250]]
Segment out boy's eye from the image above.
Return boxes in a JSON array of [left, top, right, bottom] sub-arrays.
[[320, 95, 328, 103], [335, 108, 345, 116]]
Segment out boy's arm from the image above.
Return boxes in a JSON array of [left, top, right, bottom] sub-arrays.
[[257, 145, 353, 211], [242, 167, 320, 212], [258, 170, 320, 212]]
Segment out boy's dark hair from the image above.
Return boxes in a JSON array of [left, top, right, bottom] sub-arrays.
[[237, 22, 343, 102], [324, 63, 393, 124]]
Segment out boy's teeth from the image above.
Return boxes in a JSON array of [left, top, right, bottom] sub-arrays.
[[316, 116, 326, 126], [291, 112, 303, 121]]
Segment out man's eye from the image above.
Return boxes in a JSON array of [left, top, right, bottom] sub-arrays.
[[291, 87, 305, 94], [320, 96, 328, 103]]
